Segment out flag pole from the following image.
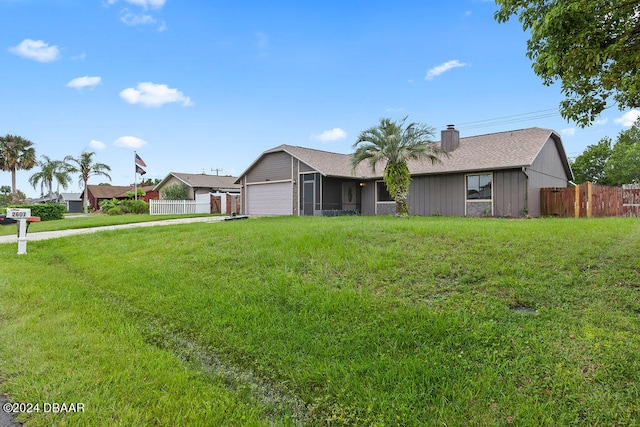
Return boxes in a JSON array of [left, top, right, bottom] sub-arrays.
[[134, 151, 138, 200]]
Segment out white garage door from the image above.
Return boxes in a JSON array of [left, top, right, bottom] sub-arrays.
[[246, 182, 293, 215]]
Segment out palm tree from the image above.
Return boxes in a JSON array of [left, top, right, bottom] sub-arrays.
[[29, 155, 72, 199], [65, 151, 112, 213], [352, 116, 447, 217], [0, 134, 37, 194]]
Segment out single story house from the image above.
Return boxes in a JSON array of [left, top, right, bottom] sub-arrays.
[[31, 192, 83, 213], [154, 172, 241, 199], [235, 126, 574, 217], [87, 185, 159, 211], [59, 193, 83, 213]]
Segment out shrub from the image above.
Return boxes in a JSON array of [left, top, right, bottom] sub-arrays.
[[126, 200, 149, 214], [102, 199, 149, 215], [9, 203, 65, 221], [107, 206, 124, 216], [100, 198, 117, 211], [161, 184, 188, 200]]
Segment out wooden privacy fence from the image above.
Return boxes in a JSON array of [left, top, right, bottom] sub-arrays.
[[209, 193, 242, 215], [541, 183, 640, 218]]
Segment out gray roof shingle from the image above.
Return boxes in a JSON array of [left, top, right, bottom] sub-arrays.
[[163, 173, 241, 190], [248, 127, 569, 179]]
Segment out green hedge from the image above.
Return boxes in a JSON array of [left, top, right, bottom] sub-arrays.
[[101, 199, 149, 215], [9, 203, 66, 221]]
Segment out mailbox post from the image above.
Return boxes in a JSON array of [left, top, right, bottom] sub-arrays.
[[5, 208, 40, 255]]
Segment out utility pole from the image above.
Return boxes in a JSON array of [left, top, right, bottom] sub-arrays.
[[211, 168, 223, 176]]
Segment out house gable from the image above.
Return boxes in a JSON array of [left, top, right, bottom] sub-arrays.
[[526, 135, 574, 216], [155, 172, 240, 199], [245, 151, 294, 183]]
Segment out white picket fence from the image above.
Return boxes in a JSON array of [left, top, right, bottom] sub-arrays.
[[149, 198, 210, 215]]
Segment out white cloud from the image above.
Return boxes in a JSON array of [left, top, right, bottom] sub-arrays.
[[119, 82, 193, 107], [67, 76, 102, 90], [114, 136, 148, 149], [311, 128, 347, 142], [108, 0, 165, 9], [561, 128, 576, 136], [614, 109, 640, 127], [120, 11, 156, 26], [425, 60, 467, 80], [89, 140, 106, 150], [9, 39, 60, 62], [594, 118, 609, 126]]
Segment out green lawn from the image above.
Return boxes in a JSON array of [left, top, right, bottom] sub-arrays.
[[0, 216, 638, 426]]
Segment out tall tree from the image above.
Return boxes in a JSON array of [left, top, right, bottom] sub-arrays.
[[571, 119, 640, 185], [495, 0, 640, 126], [65, 151, 112, 213], [604, 121, 640, 184], [29, 155, 72, 198], [351, 116, 446, 217], [0, 134, 36, 194], [570, 138, 612, 184]]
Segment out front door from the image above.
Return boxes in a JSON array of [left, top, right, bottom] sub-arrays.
[[342, 182, 356, 211]]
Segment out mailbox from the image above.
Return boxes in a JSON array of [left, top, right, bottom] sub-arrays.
[[2, 209, 40, 254], [6, 208, 31, 219], [0, 214, 17, 225]]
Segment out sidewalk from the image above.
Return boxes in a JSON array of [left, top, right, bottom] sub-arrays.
[[0, 216, 228, 245]]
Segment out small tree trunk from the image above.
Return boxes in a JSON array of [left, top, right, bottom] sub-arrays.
[[395, 188, 410, 217], [83, 184, 89, 214], [11, 169, 17, 194]]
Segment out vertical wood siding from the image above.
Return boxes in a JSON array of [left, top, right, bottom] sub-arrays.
[[246, 151, 293, 182], [299, 161, 314, 173], [528, 137, 571, 216], [493, 169, 527, 217], [360, 181, 376, 215], [408, 174, 465, 216], [292, 158, 299, 215], [406, 169, 526, 217]]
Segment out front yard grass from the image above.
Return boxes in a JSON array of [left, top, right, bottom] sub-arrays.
[[0, 216, 638, 425]]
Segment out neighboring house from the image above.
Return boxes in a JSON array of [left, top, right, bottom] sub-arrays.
[[30, 193, 60, 204], [154, 172, 241, 199], [31, 192, 83, 213], [59, 193, 83, 213], [235, 126, 574, 217], [87, 185, 159, 211]]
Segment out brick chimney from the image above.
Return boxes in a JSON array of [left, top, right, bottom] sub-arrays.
[[441, 124, 459, 152]]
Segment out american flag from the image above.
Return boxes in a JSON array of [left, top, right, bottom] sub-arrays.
[[135, 153, 147, 167]]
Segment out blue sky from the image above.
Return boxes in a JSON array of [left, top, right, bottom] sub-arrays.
[[2, 0, 638, 197]]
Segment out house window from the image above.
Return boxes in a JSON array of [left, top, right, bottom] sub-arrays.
[[376, 181, 393, 202], [467, 174, 492, 200]]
